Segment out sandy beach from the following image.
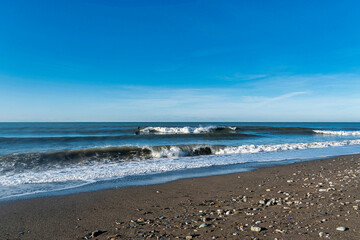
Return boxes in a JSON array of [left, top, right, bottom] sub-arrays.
[[0, 154, 359, 240]]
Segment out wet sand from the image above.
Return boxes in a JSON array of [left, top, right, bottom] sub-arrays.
[[0, 154, 359, 239]]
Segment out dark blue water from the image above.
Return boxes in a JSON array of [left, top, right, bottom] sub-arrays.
[[0, 122, 360, 200]]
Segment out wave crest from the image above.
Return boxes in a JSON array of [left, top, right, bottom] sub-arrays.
[[138, 126, 315, 135], [2, 139, 360, 174], [313, 130, 360, 136], [139, 126, 236, 134]]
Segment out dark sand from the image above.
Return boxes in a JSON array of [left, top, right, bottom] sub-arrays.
[[0, 154, 359, 240]]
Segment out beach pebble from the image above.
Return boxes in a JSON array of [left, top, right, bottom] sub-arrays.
[[137, 218, 145, 222], [266, 198, 276, 206], [336, 226, 347, 231], [91, 230, 104, 237], [239, 226, 246, 231], [250, 226, 262, 232], [259, 199, 266, 205], [319, 232, 329, 237], [225, 210, 233, 215], [115, 220, 123, 225], [108, 234, 121, 240], [199, 223, 209, 228], [85, 230, 104, 239], [202, 217, 212, 222], [186, 236, 193, 240], [275, 229, 286, 234]]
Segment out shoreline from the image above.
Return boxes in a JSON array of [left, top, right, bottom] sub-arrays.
[[3, 149, 358, 203], [1, 154, 359, 239], [0, 155, 323, 203]]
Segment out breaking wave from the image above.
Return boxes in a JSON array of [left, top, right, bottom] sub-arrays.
[[313, 130, 360, 136], [139, 126, 314, 135], [2, 139, 360, 174], [139, 126, 236, 134]]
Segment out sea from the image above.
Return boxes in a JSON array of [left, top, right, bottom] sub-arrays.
[[1, 122, 360, 201]]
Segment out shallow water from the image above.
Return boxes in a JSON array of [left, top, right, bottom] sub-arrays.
[[1, 122, 360, 200]]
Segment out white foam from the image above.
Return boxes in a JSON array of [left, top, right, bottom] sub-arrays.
[[0, 157, 210, 187], [147, 139, 360, 158], [313, 130, 360, 136], [149, 145, 211, 159], [140, 126, 229, 134], [215, 139, 360, 155], [150, 146, 188, 158], [1, 139, 360, 192]]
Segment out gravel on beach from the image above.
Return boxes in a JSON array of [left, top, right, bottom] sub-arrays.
[[0, 154, 359, 240]]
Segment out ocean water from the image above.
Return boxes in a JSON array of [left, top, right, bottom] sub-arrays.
[[1, 122, 360, 201]]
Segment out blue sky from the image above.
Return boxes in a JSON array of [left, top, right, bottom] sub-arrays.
[[1, 0, 360, 121]]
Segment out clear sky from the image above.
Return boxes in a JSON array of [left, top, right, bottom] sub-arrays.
[[1, 0, 360, 122]]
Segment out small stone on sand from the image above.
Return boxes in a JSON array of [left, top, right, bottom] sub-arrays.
[[336, 226, 347, 231], [250, 226, 262, 232]]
